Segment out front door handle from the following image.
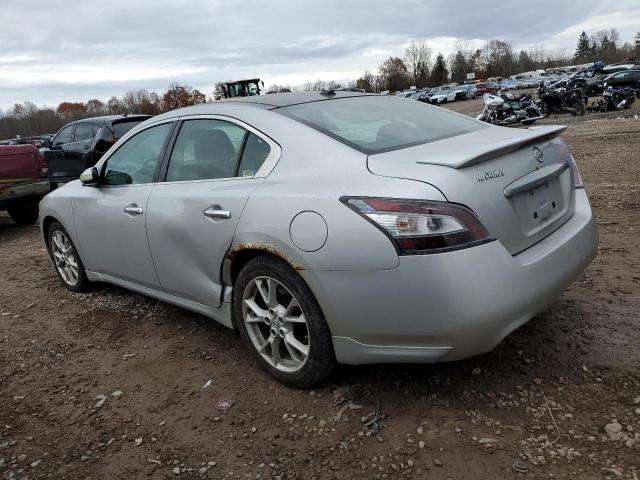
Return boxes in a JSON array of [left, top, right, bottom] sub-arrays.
[[204, 205, 231, 220], [124, 204, 143, 215]]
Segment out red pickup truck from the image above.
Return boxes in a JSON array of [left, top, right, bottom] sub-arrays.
[[0, 145, 50, 225]]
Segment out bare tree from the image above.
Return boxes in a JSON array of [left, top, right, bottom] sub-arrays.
[[356, 70, 377, 92], [404, 41, 432, 87]]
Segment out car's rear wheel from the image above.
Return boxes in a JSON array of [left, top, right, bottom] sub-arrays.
[[7, 201, 39, 225], [234, 255, 336, 387], [48, 221, 89, 292]]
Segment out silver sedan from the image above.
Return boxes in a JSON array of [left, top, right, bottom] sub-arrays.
[[39, 92, 598, 386]]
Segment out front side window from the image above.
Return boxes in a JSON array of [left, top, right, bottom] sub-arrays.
[[278, 96, 486, 155], [103, 123, 173, 185], [74, 123, 93, 142], [166, 120, 246, 182], [53, 125, 74, 146]]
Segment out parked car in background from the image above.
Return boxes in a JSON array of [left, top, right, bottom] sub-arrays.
[[429, 87, 457, 104], [39, 92, 598, 386], [0, 144, 49, 224], [454, 84, 478, 100], [416, 89, 432, 102], [585, 70, 640, 96], [5, 135, 54, 148], [43, 114, 151, 185], [475, 83, 498, 95], [395, 91, 418, 99]]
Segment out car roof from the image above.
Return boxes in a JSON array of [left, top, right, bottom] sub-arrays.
[[221, 91, 378, 109], [69, 114, 151, 125]]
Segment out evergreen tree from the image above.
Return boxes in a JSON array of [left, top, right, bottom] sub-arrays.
[[430, 53, 448, 85], [575, 31, 591, 60], [450, 51, 468, 83]]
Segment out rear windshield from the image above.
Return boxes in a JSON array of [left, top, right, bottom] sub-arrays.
[[277, 96, 486, 155], [111, 120, 146, 139]]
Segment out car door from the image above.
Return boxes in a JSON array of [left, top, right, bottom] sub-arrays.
[[146, 117, 279, 308], [72, 121, 176, 287], [60, 122, 95, 179], [46, 124, 75, 182]]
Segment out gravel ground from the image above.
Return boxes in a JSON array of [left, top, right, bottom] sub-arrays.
[[1, 97, 639, 480]]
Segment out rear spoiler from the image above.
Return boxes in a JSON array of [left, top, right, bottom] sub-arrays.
[[111, 115, 152, 125], [417, 125, 567, 169]]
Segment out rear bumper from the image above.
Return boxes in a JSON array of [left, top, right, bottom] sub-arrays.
[[301, 189, 598, 365], [0, 180, 50, 209]]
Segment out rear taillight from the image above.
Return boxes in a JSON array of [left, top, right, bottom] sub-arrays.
[[341, 197, 494, 254], [568, 155, 584, 188]]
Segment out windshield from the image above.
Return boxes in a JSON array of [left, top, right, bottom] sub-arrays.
[[277, 96, 486, 155]]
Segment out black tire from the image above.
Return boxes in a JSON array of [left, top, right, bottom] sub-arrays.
[[234, 255, 336, 387], [7, 201, 39, 225], [47, 221, 90, 292]]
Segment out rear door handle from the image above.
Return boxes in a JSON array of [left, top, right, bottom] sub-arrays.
[[204, 205, 231, 220], [124, 204, 143, 215]]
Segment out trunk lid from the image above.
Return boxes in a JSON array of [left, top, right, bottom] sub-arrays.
[[367, 125, 576, 255]]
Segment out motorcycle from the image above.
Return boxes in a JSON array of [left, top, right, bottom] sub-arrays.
[[476, 92, 544, 125], [589, 87, 636, 112], [539, 86, 586, 116]]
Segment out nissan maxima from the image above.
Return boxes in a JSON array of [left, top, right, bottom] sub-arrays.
[[39, 92, 598, 386]]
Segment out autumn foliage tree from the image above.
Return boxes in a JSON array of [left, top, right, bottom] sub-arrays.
[[378, 57, 410, 92], [0, 82, 210, 139], [162, 83, 207, 111], [56, 102, 87, 120]]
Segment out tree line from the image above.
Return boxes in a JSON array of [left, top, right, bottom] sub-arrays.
[[354, 29, 639, 93], [2, 29, 638, 139], [0, 82, 207, 140]]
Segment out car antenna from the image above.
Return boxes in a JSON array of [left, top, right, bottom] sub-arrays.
[[320, 89, 336, 96]]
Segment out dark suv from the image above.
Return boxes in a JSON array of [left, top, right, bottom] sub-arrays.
[[586, 69, 640, 96], [44, 114, 151, 184]]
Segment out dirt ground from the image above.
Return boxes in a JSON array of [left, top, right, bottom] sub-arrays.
[[1, 96, 639, 480]]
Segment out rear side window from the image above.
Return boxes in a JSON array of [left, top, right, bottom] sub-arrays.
[[166, 119, 246, 182], [74, 123, 93, 142], [238, 133, 271, 177], [277, 96, 486, 155]]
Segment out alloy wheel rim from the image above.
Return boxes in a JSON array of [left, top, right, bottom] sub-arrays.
[[51, 231, 79, 286], [242, 276, 310, 373]]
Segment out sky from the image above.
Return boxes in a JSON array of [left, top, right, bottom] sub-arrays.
[[0, 0, 639, 109]]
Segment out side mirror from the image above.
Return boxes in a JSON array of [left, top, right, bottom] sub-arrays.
[[80, 167, 100, 186], [43, 140, 52, 149]]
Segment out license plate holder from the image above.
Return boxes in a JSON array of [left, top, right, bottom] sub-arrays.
[[528, 183, 553, 224]]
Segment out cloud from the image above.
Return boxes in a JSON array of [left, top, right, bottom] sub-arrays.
[[0, 0, 638, 108]]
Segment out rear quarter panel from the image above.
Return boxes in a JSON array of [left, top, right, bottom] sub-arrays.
[[230, 111, 447, 272]]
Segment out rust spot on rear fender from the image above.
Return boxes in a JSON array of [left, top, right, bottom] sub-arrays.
[[227, 243, 305, 272]]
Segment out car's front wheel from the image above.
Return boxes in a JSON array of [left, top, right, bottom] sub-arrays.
[[234, 255, 336, 387], [47, 221, 90, 292]]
